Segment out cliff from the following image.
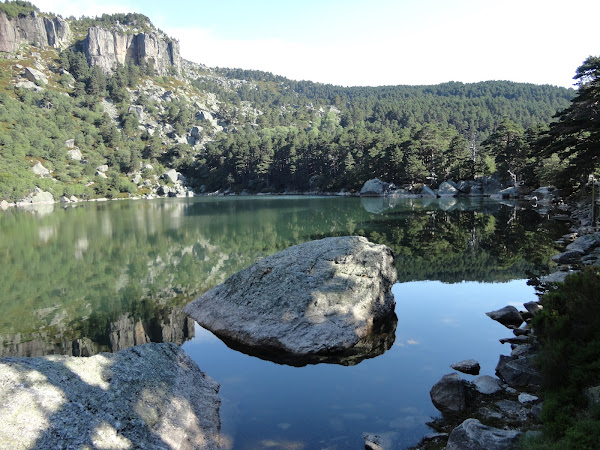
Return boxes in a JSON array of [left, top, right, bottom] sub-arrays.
[[0, 10, 71, 53], [83, 26, 181, 76]]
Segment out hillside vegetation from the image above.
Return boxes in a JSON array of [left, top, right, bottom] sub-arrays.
[[0, 2, 579, 202]]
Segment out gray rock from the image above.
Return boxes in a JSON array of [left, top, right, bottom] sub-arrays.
[[0, 343, 221, 449], [446, 418, 521, 450], [157, 185, 171, 196], [191, 125, 202, 138], [162, 169, 180, 184], [451, 359, 481, 375], [96, 171, 108, 179], [23, 67, 47, 84], [523, 301, 543, 316], [584, 385, 600, 406], [360, 178, 393, 196], [540, 270, 576, 284], [552, 249, 584, 264], [511, 343, 535, 359], [128, 104, 144, 120], [472, 375, 503, 395], [0, 11, 71, 53], [184, 236, 397, 366], [495, 399, 530, 423], [96, 164, 109, 173], [430, 373, 470, 414], [363, 432, 396, 450], [566, 233, 600, 253], [15, 80, 42, 91], [131, 173, 143, 185], [59, 195, 70, 203], [65, 139, 76, 148], [1, 199, 11, 210], [23, 189, 54, 204], [496, 355, 541, 388], [67, 148, 82, 161], [498, 186, 519, 198], [518, 393, 539, 404], [481, 177, 503, 195], [499, 335, 530, 345], [32, 161, 50, 177], [485, 306, 524, 328], [420, 185, 437, 198], [438, 181, 459, 196]]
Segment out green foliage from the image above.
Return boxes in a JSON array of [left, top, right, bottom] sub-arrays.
[[531, 268, 600, 446], [0, 1, 39, 18]]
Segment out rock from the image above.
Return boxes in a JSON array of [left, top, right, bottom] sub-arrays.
[[15, 80, 42, 91], [446, 418, 521, 450], [96, 164, 109, 173], [67, 148, 83, 161], [420, 185, 437, 198], [363, 432, 396, 450], [69, 195, 78, 203], [451, 359, 481, 375], [22, 188, 54, 204], [157, 185, 171, 196], [472, 375, 503, 395], [131, 173, 143, 185], [162, 169, 180, 184], [523, 301, 543, 316], [499, 335, 530, 345], [540, 270, 576, 284], [1, 200, 10, 210], [0, 343, 221, 449], [485, 306, 523, 328], [498, 186, 519, 198], [496, 355, 541, 388], [584, 386, 600, 406], [83, 27, 181, 76], [59, 195, 70, 203], [23, 67, 47, 84], [518, 393, 539, 404], [184, 236, 397, 366], [566, 233, 600, 253], [360, 178, 393, 197], [128, 104, 144, 120], [32, 161, 50, 177], [552, 249, 584, 264], [511, 343, 535, 359], [513, 327, 531, 337], [430, 373, 470, 414], [531, 186, 559, 202], [438, 181, 459, 196], [65, 139, 76, 148], [0, 11, 71, 53], [481, 176, 503, 195], [495, 399, 530, 424], [96, 171, 108, 179]]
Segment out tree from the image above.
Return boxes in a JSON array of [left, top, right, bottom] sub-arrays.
[[483, 119, 525, 184], [537, 56, 600, 191]]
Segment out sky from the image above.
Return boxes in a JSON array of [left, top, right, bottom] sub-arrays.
[[32, 0, 600, 88]]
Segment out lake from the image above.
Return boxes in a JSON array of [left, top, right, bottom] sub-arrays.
[[0, 196, 566, 448]]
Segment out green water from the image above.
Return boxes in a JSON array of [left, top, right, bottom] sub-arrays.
[[0, 196, 563, 358]]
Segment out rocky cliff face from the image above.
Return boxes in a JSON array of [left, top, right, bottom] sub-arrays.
[[83, 26, 181, 76], [0, 10, 71, 53]]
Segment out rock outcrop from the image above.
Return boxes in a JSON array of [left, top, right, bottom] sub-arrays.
[[184, 236, 397, 366], [0, 10, 71, 53], [83, 26, 181, 76], [0, 343, 221, 449]]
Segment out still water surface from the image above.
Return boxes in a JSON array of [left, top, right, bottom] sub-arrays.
[[0, 196, 566, 448]]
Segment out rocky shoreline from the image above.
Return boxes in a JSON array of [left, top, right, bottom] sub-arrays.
[[397, 204, 600, 450]]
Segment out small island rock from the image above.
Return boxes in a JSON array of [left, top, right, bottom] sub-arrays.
[[451, 359, 481, 375], [485, 305, 524, 328], [183, 236, 397, 366]]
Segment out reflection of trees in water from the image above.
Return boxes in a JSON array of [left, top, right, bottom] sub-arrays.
[[0, 198, 567, 356]]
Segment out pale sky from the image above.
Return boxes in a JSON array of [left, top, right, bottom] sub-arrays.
[[32, 0, 599, 88]]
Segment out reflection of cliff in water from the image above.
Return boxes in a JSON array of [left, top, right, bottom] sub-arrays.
[[0, 306, 194, 357]]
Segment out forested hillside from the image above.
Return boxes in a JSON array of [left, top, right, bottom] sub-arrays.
[[0, 1, 578, 202]]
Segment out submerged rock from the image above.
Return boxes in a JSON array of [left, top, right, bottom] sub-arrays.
[[184, 236, 397, 366], [0, 343, 221, 449], [446, 418, 521, 450]]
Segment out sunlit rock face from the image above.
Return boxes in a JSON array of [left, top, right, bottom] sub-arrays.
[[184, 236, 397, 366], [0, 343, 221, 449]]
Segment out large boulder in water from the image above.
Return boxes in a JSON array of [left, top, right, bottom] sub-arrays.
[[184, 236, 397, 366], [0, 343, 221, 449]]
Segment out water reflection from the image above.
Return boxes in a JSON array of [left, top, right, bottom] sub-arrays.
[[0, 197, 567, 358], [213, 312, 398, 367]]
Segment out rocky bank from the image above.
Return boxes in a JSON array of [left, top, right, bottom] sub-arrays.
[[0, 342, 222, 449]]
